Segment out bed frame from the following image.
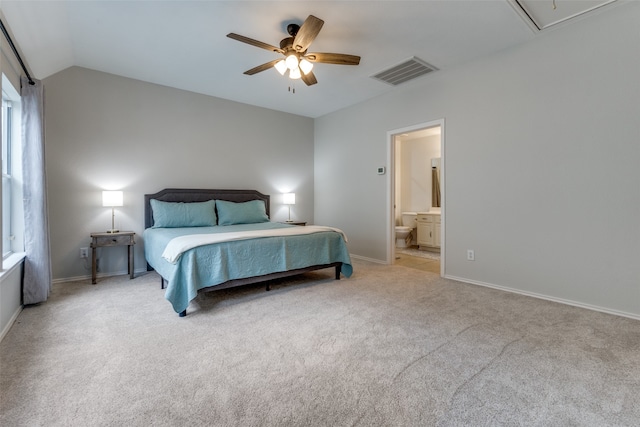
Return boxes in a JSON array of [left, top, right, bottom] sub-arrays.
[[144, 188, 342, 316]]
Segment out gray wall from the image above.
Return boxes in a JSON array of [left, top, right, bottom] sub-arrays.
[[44, 67, 314, 281], [315, 3, 640, 317]]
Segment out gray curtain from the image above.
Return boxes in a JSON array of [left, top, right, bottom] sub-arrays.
[[432, 167, 441, 208], [21, 77, 52, 304]]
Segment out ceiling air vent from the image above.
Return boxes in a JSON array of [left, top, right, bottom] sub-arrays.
[[371, 57, 438, 86]]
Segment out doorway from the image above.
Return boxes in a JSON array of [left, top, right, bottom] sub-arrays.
[[387, 119, 444, 276]]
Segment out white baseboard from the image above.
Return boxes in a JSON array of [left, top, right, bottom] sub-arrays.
[[52, 267, 151, 284], [349, 254, 388, 265], [445, 274, 640, 321], [0, 305, 22, 343]]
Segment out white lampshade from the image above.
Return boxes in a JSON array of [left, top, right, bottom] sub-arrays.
[[289, 67, 301, 79], [102, 190, 123, 207], [274, 59, 287, 75], [285, 54, 299, 70], [299, 58, 313, 75], [283, 193, 295, 205]]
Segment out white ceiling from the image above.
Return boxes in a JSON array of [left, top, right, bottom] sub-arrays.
[[1, 0, 619, 118]]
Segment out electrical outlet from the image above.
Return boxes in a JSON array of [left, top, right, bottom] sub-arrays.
[[467, 249, 475, 261], [80, 247, 89, 258]]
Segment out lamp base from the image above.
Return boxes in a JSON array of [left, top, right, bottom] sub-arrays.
[[106, 229, 120, 234]]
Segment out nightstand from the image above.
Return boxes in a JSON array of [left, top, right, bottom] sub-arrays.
[[282, 221, 307, 226], [90, 231, 135, 284]]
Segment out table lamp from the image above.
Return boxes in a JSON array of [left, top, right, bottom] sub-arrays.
[[283, 193, 295, 222], [102, 190, 123, 233]]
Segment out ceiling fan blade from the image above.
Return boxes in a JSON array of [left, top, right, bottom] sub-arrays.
[[301, 70, 318, 86], [227, 33, 284, 54], [244, 59, 282, 75], [293, 15, 324, 52], [305, 52, 361, 65]]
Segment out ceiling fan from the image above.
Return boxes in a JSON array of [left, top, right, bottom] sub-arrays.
[[227, 15, 360, 86]]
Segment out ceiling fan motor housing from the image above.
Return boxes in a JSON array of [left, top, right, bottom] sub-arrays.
[[279, 37, 294, 50]]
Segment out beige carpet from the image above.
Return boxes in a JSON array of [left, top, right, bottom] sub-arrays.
[[1, 260, 639, 426]]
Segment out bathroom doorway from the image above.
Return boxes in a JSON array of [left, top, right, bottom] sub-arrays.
[[387, 119, 444, 276]]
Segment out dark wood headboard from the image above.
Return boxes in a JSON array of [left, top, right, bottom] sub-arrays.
[[144, 188, 270, 229]]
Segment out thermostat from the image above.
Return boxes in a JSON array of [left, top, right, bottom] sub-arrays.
[[377, 166, 386, 175]]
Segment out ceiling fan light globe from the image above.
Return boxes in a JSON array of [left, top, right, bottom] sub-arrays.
[[289, 67, 302, 79], [274, 60, 287, 75], [285, 54, 299, 70], [299, 58, 313, 75]]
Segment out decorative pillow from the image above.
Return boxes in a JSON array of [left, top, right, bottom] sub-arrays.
[[151, 199, 217, 228], [216, 199, 269, 226]]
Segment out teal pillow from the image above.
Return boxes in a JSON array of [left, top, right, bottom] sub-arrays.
[[216, 199, 269, 226], [151, 199, 217, 228]]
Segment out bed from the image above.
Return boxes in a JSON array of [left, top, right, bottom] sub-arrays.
[[143, 188, 353, 316]]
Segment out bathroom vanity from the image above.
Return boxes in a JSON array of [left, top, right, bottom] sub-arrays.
[[417, 211, 441, 251]]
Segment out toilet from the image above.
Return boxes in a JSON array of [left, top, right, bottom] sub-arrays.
[[395, 212, 417, 248]]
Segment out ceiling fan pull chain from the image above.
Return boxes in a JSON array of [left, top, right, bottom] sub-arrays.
[[552, 0, 557, 10]]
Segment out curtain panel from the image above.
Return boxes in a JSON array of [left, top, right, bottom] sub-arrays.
[[21, 77, 52, 304]]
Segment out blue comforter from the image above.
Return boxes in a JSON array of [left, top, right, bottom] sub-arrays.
[[143, 222, 353, 313]]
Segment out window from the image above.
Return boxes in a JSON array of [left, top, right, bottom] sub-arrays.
[[1, 74, 24, 260], [2, 97, 12, 257]]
